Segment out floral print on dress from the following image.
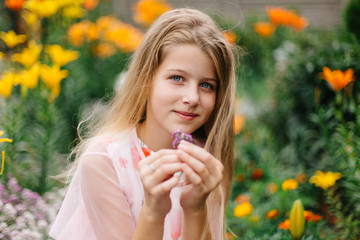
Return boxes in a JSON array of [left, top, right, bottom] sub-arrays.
[[131, 146, 142, 170], [118, 157, 128, 168], [169, 207, 182, 240], [100, 137, 117, 146], [169, 185, 183, 240]]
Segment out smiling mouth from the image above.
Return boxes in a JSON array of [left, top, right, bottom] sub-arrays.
[[174, 111, 199, 120]]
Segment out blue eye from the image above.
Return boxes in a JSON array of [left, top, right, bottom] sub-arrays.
[[200, 82, 213, 89], [171, 76, 182, 82]]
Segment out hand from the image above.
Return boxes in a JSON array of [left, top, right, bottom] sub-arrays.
[[177, 140, 224, 212], [138, 149, 183, 219]]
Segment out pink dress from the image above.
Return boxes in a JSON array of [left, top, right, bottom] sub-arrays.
[[49, 129, 221, 240]]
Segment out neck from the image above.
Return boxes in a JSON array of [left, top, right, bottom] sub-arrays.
[[136, 123, 173, 151]]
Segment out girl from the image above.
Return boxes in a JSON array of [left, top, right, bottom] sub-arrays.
[[50, 8, 237, 240]]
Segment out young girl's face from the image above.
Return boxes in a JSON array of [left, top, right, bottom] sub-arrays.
[[144, 44, 217, 142]]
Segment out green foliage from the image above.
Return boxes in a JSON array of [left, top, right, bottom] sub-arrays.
[[0, 1, 130, 193], [223, 5, 360, 239], [344, 0, 360, 41], [0, 88, 68, 193]]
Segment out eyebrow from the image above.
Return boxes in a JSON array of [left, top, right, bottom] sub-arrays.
[[166, 68, 218, 82]]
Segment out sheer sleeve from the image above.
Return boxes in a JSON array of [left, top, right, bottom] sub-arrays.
[[79, 145, 136, 239]]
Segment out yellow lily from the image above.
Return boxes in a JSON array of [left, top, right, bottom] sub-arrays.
[[12, 40, 42, 68], [22, 10, 39, 27], [40, 64, 68, 90], [1, 151, 5, 175], [0, 30, 26, 48], [49, 85, 61, 102], [24, 0, 60, 18], [0, 71, 18, 98], [0, 131, 13, 144], [282, 179, 298, 191], [289, 199, 305, 240], [18, 63, 40, 89], [309, 170, 342, 190], [62, 5, 84, 19], [0, 131, 12, 175], [45, 45, 79, 66], [57, 0, 82, 8], [234, 202, 253, 218]]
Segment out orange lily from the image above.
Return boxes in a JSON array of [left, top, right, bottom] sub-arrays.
[[133, 0, 172, 27], [254, 22, 276, 38], [83, 0, 99, 11], [5, 0, 25, 11], [223, 30, 236, 45], [319, 67, 356, 92]]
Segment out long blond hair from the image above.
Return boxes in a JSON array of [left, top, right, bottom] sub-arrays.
[[68, 8, 237, 239]]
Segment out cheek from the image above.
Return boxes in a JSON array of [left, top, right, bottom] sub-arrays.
[[149, 84, 177, 111], [203, 94, 216, 116]]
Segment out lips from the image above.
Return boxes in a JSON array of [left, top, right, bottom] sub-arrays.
[[174, 111, 199, 120]]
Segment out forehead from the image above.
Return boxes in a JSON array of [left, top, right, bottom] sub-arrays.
[[157, 44, 216, 79]]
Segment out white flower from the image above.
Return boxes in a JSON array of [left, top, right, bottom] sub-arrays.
[[16, 216, 26, 229], [3, 203, 17, 220], [0, 222, 8, 231], [9, 230, 20, 238], [15, 203, 26, 213], [19, 230, 42, 240], [23, 211, 36, 229], [1, 222, 10, 235], [37, 219, 47, 230]]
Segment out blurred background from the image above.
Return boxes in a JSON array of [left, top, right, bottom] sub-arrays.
[[116, 0, 348, 27], [0, 0, 359, 239]]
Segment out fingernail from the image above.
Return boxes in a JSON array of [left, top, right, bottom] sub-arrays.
[[178, 141, 187, 150]]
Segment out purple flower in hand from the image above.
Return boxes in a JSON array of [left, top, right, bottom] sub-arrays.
[[171, 129, 193, 149]]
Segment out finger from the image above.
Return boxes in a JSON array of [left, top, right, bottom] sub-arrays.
[[177, 150, 210, 180], [151, 152, 182, 170], [151, 175, 180, 195], [177, 141, 223, 177], [154, 161, 183, 179], [143, 153, 181, 177], [141, 149, 177, 164], [138, 150, 178, 174], [143, 162, 183, 189], [182, 163, 203, 187]]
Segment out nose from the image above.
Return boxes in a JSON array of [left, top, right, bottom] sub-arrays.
[[182, 83, 199, 106]]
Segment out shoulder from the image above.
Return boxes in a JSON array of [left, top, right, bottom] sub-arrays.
[[79, 129, 137, 173], [79, 142, 113, 176]]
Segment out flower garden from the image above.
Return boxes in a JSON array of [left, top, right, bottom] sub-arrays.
[[1, 0, 360, 239]]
